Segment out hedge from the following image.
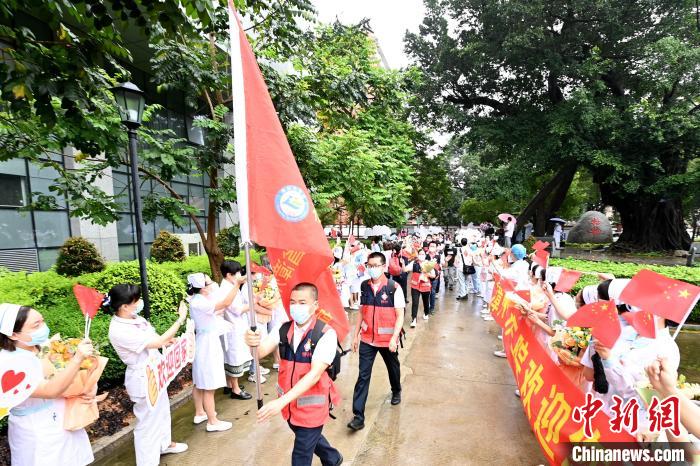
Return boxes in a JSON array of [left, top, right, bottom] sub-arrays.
[[0, 252, 260, 386], [550, 258, 700, 323]]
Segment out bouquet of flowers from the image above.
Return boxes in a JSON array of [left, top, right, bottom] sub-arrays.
[[252, 272, 281, 324], [421, 261, 436, 274], [548, 323, 591, 367], [39, 335, 108, 431]]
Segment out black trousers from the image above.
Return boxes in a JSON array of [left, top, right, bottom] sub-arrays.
[[288, 422, 341, 466], [411, 288, 430, 319], [351, 341, 401, 423]]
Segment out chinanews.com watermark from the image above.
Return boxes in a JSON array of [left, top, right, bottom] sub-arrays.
[[567, 442, 697, 465]]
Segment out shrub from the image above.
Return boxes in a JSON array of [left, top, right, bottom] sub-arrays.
[[217, 226, 240, 257], [550, 258, 700, 323], [150, 230, 186, 263], [521, 235, 537, 252], [55, 237, 106, 277], [79, 260, 187, 382]]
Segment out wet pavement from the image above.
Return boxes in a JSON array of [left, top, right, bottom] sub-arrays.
[[95, 287, 545, 465]]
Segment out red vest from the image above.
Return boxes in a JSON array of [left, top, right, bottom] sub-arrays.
[[277, 318, 341, 428], [410, 262, 433, 292], [359, 277, 397, 347]]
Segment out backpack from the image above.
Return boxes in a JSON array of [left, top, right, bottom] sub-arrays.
[[388, 253, 402, 276], [280, 320, 349, 381]]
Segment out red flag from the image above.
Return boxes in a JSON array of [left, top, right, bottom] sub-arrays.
[[532, 240, 550, 251], [621, 311, 656, 339], [554, 269, 582, 293], [228, 8, 349, 340], [515, 289, 531, 303], [250, 262, 272, 276], [347, 234, 356, 246], [533, 249, 549, 269], [620, 270, 700, 324], [493, 272, 516, 293], [567, 300, 621, 347], [73, 284, 103, 319]]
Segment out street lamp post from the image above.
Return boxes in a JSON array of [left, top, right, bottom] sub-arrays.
[[110, 82, 151, 319]]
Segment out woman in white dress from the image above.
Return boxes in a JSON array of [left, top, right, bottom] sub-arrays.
[[187, 272, 243, 432], [106, 284, 189, 465], [0, 303, 94, 466], [218, 261, 253, 400]]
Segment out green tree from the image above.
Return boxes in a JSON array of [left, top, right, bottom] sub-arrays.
[[407, 0, 700, 251]]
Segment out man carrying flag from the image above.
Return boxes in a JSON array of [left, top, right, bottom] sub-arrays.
[[245, 283, 343, 466], [227, 2, 349, 464]]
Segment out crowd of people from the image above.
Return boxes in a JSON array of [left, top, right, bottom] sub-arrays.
[[1, 225, 698, 466]]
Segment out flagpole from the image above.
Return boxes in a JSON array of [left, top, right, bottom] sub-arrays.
[[228, 1, 263, 409]]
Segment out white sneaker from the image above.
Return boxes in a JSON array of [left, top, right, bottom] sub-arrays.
[[161, 443, 188, 455], [422, 314, 430, 320], [193, 414, 208, 425], [410, 318, 416, 328], [248, 374, 267, 383], [497, 335, 503, 340], [480, 309, 490, 314], [482, 316, 494, 321], [272, 363, 279, 370], [493, 350, 507, 358], [206, 421, 233, 432], [259, 366, 271, 375], [514, 389, 521, 398], [350, 304, 359, 310]]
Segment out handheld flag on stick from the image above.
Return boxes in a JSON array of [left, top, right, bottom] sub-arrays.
[[532, 240, 550, 251], [73, 284, 103, 339], [532, 249, 549, 269], [228, 2, 350, 407], [621, 310, 656, 339], [567, 300, 621, 348], [619, 269, 700, 338], [554, 269, 582, 293]]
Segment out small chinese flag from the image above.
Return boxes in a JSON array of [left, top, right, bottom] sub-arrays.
[[532, 249, 549, 269], [493, 272, 516, 293], [250, 262, 272, 275], [620, 270, 700, 324], [567, 300, 621, 347], [555, 269, 582, 293], [515, 289, 531, 303], [73, 284, 104, 319], [532, 240, 550, 251], [621, 310, 656, 339]]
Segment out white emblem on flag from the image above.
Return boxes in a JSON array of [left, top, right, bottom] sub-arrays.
[[275, 185, 309, 222]]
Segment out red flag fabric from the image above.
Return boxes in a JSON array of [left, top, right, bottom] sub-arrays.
[[533, 249, 549, 269], [567, 300, 621, 348], [554, 269, 582, 293], [493, 272, 516, 293], [250, 263, 272, 276], [73, 284, 103, 319], [229, 10, 349, 340], [532, 240, 550, 251], [515, 290, 531, 303], [621, 311, 656, 339], [347, 234, 356, 246], [620, 269, 700, 324]]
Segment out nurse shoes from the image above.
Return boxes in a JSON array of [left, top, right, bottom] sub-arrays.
[[193, 411, 217, 424], [161, 443, 188, 455], [206, 420, 233, 432]]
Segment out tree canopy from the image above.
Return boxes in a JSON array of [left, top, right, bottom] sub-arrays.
[[407, 0, 700, 250]]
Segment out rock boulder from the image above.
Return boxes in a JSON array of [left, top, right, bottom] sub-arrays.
[[566, 211, 613, 244]]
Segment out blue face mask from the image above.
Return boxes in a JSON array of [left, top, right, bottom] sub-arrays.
[[369, 267, 384, 279], [133, 299, 144, 315], [289, 304, 312, 325], [470, 244, 477, 251], [25, 324, 50, 346]]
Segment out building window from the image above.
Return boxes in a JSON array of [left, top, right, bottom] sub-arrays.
[[0, 173, 28, 207]]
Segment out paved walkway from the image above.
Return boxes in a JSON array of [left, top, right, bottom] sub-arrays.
[[96, 287, 545, 465]]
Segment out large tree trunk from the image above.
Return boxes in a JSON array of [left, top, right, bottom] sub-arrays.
[[516, 164, 577, 238], [603, 187, 691, 251]]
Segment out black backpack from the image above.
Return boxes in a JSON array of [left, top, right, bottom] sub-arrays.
[[280, 319, 349, 381]]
